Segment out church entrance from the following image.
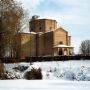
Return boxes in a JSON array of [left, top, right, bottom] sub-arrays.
[[54, 44, 74, 56], [58, 49, 63, 55]]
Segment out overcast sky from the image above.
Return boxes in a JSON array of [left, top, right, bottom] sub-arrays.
[[18, 0, 90, 53]]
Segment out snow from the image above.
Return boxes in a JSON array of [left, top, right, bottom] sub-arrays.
[[0, 80, 90, 90], [30, 60, 90, 81], [0, 60, 90, 90], [3, 60, 90, 81], [54, 44, 73, 48], [30, 32, 37, 34]]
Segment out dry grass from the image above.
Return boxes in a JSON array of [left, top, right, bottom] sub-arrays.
[[0, 60, 5, 79]]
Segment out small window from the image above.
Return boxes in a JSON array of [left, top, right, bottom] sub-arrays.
[[59, 41, 63, 44], [31, 28, 33, 31], [39, 27, 41, 30]]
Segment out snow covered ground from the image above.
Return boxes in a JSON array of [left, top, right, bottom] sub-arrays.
[[0, 80, 90, 90], [0, 60, 90, 90], [32, 60, 90, 81], [4, 60, 90, 81]]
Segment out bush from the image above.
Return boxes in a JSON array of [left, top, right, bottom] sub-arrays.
[[2, 70, 21, 79], [25, 68, 42, 80], [63, 70, 75, 80], [13, 65, 28, 72]]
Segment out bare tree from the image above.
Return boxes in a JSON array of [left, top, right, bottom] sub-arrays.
[[79, 40, 90, 54], [0, 0, 27, 58]]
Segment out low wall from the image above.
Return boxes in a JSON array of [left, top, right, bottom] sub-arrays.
[[25, 55, 90, 62], [1, 55, 90, 63]]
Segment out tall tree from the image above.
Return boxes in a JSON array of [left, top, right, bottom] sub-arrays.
[[0, 0, 26, 58], [79, 40, 90, 54]]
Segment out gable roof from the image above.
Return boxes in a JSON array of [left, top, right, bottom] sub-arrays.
[[42, 27, 68, 34], [55, 27, 68, 33]]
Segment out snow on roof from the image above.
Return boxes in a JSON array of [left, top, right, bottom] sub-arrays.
[[30, 32, 37, 34], [54, 44, 74, 48], [19, 31, 37, 34]]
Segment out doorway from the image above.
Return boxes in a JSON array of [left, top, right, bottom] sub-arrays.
[[58, 49, 63, 55]]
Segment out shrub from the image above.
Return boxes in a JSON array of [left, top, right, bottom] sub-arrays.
[[2, 70, 21, 79], [13, 65, 28, 72], [25, 68, 42, 80]]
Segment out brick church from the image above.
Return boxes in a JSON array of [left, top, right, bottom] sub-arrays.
[[17, 16, 74, 59]]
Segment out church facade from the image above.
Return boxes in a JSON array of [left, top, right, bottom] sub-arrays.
[[17, 16, 74, 59]]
